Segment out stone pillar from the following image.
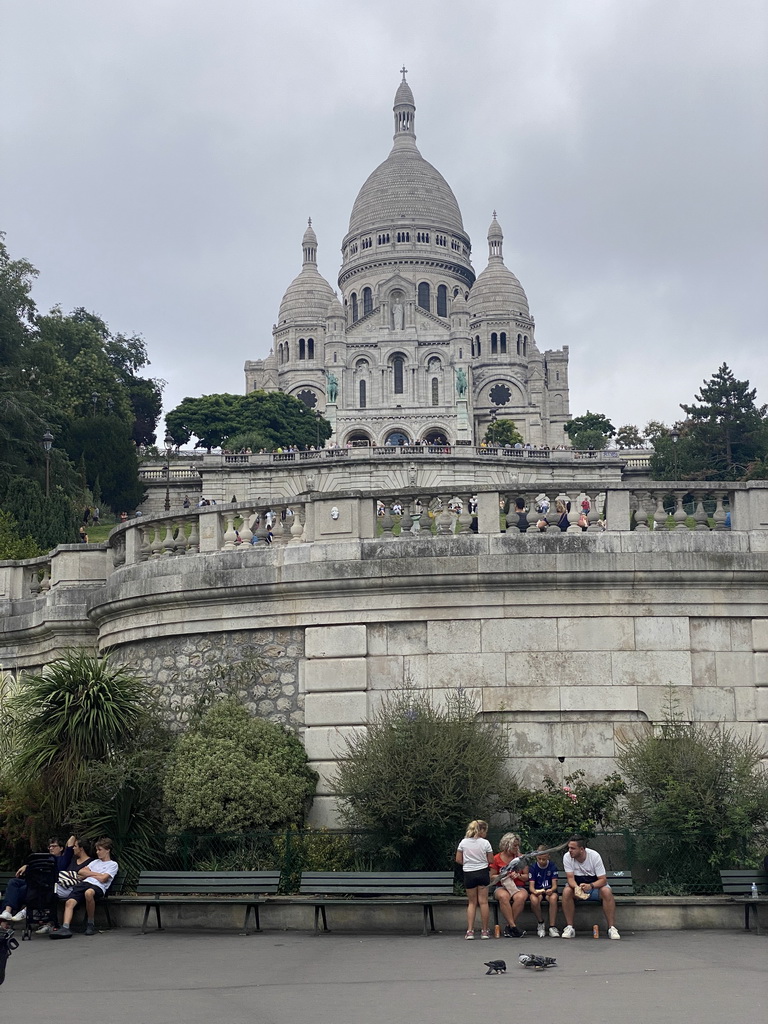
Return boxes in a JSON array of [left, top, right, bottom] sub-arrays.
[[604, 490, 631, 531], [753, 619, 768, 754], [476, 491, 501, 535], [198, 509, 223, 552]]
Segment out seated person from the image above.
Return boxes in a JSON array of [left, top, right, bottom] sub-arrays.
[[528, 844, 560, 937], [490, 832, 528, 938], [561, 834, 620, 939], [50, 838, 118, 939], [35, 837, 94, 935], [0, 835, 76, 924]]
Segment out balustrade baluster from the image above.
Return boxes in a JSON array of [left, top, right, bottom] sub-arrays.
[[652, 492, 668, 531], [139, 525, 151, 561], [150, 526, 164, 558], [672, 492, 689, 530], [379, 501, 396, 539], [586, 494, 602, 532], [632, 491, 649, 531], [713, 493, 728, 531], [456, 494, 473, 534], [289, 506, 305, 543], [222, 513, 238, 550], [545, 495, 560, 533], [238, 513, 253, 545], [399, 498, 414, 536], [186, 517, 200, 553], [39, 566, 51, 592], [435, 495, 454, 536], [692, 494, 709, 530], [162, 522, 176, 555], [566, 494, 583, 533], [505, 493, 520, 533]]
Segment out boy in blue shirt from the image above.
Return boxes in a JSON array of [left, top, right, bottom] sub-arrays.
[[529, 844, 560, 937]]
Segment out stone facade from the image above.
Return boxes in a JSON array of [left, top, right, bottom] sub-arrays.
[[244, 74, 570, 448]]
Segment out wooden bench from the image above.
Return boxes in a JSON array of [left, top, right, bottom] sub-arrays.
[[490, 871, 635, 929], [720, 870, 767, 933], [297, 871, 456, 935], [125, 871, 282, 934]]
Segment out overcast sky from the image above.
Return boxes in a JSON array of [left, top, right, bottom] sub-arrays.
[[2, 0, 766, 435]]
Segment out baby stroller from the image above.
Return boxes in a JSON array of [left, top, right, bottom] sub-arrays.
[[0, 926, 19, 984], [19, 853, 58, 941]]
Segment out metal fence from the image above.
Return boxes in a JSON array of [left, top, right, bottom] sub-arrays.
[[96, 829, 746, 896]]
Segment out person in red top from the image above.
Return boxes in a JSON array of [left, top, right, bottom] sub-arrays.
[[490, 832, 528, 937]]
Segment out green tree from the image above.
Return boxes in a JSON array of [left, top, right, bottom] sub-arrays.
[[1, 479, 79, 551], [679, 364, 767, 480], [564, 411, 616, 450], [615, 424, 645, 448], [483, 418, 524, 446], [64, 415, 144, 512], [332, 687, 513, 870], [163, 699, 317, 833], [0, 510, 41, 559], [616, 710, 768, 892], [167, 391, 332, 452]]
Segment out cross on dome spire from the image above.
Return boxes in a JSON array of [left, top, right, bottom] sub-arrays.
[[400, 65, 408, 80]]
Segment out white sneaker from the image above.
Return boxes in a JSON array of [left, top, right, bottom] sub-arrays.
[[561, 925, 576, 939], [549, 927, 560, 937], [10, 909, 26, 922], [537, 922, 546, 938], [0, 911, 13, 922], [608, 926, 621, 940]]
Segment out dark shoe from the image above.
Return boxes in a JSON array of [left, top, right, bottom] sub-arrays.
[[505, 926, 525, 938], [84, 923, 96, 936], [50, 926, 72, 939]]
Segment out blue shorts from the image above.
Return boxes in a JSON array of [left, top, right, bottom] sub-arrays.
[[576, 884, 609, 901]]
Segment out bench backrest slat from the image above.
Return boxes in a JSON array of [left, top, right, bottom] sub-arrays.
[[135, 871, 281, 895], [299, 871, 455, 896], [720, 870, 767, 895]]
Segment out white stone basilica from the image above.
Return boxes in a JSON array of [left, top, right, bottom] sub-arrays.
[[244, 73, 571, 447]]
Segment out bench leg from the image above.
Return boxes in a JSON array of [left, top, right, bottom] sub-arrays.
[[141, 903, 163, 934], [313, 905, 328, 935], [243, 904, 262, 935], [422, 904, 435, 935]]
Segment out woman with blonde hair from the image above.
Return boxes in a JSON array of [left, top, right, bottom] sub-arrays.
[[490, 832, 529, 938], [455, 820, 493, 939]]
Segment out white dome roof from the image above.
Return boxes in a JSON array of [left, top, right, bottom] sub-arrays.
[[468, 214, 530, 317], [277, 220, 335, 325]]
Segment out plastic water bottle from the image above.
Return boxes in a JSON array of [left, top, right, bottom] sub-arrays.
[[751, 882, 758, 899], [593, 924, 599, 938]]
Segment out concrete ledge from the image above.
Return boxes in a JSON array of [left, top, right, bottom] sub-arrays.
[[107, 895, 758, 934]]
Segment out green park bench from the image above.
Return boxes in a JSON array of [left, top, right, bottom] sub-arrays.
[[297, 870, 456, 935], [124, 870, 282, 934], [720, 869, 767, 932], [490, 870, 635, 930]]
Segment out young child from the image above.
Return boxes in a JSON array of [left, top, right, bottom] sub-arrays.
[[529, 844, 560, 937], [456, 820, 493, 939]]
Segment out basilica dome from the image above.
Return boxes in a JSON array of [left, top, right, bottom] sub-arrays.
[[468, 213, 530, 317], [277, 220, 335, 325], [345, 76, 466, 240]]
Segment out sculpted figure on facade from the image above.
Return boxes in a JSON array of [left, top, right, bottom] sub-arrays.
[[455, 367, 468, 398]]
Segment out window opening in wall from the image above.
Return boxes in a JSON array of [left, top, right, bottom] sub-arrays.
[[308, 338, 314, 359], [459, 347, 462, 359], [431, 377, 439, 405], [417, 282, 430, 311], [359, 380, 366, 408], [437, 284, 447, 317], [299, 338, 306, 360], [351, 293, 358, 322], [285, 341, 289, 361], [417, 231, 429, 243], [477, 338, 481, 356], [500, 332, 507, 354], [491, 332, 498, 354], [517, 333, 522, 355], [362, 287, 373, 315], [393, 356, 404, 394], [333, 351, 337, 363], [523, 335, 528, 356]]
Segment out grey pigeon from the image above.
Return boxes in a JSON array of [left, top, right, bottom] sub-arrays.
[[518, 952, 557, 970], [0, 928, 19, 985], [484, 959, 507, 974], [499, 840, 569, 877]]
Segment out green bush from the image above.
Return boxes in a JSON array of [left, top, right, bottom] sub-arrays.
[[501, 770, 626, 847], [616, 714, 768, 891], [332, 687, 513, 870], [163, 699, 317, 833]]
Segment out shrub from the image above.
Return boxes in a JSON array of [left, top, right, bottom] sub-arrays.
[[163, 699, 317, 833], [501, 770, 626, 847], [616, 713, 768, 891], [332, 687, 513, 870]]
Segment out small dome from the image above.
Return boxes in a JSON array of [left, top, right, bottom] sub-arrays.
[[302, 218, 318, 248], [277, 222, 335, 324], [326, 292, 345, 318], [468, 263, 530, 317], [451, 290, 468, 313], [394, 78, 415, 107]]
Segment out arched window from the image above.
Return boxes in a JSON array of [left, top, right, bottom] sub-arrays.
[[500, 332, 507, 354], [491, 332, 498, 354], [517, 333, 522, 355], [351, 293, 358, 323], [459, 347, 463, 359], [393, 356, 404, 394], [308, 338, 314, 359], [417, 282, 430, 311], [476, 337, 481, 356], [362, 287, 372, 315], [299, 338, 306, 360], [523, 335, 528, 356], [359, 380, 366, 408], [437, 284, 447, 317], [278, 343, 283, 363], [285, 341, 290, 361], [431, 377, 439, 406]]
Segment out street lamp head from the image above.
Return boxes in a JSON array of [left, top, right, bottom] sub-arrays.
[[671, 429, 680, 444], [164, 431, 174, 452], [42, 431, 54, 451]]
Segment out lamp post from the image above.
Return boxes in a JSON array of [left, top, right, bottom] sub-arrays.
[[489, 408, 498, 446], [670, 428, 680, 479], [42, 431, 54, 498], [314, 410, 322, 448], [91, 392, 100, 416], [164, 430, 174, 511]]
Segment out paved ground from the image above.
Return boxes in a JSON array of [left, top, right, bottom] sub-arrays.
[[1, 926, 766, 1024]]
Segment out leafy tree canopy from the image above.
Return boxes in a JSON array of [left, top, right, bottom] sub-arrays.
[[563, 411, 616, 450], [483, 418, 524, 446], [166, 391, 332, 452], [615, 424, 646, 449]]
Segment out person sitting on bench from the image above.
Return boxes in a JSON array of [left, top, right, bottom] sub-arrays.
[[50, 838, 118, 938]]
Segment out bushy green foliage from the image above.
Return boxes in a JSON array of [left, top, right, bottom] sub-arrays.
[[616, 713, 768, 890], [564, 410, 616, 450], [501, 771, 626, 847], [0, 509, 41, 559], [2, 480, 79, 551], [163, 699, 317, 833], [483, 419, 524, 446], [333, 687, 513, 870]]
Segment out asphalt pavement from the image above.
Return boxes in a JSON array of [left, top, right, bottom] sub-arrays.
[[1, 925, 765, 1024]]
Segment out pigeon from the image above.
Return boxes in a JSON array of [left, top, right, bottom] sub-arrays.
[[484, 960, 507, 975], [518, 952, 558, 970], [0, 927, 19, 986], [498, 840, 569, 878]]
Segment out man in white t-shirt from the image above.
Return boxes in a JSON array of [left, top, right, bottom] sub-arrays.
[[561, 835, 620, 940], [50, 839, 119, 939]]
